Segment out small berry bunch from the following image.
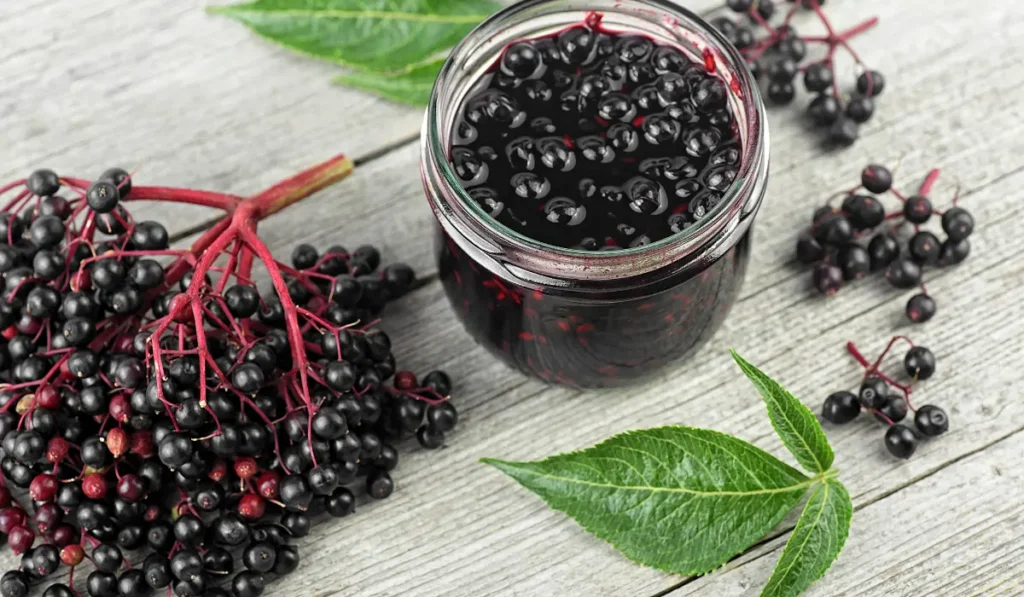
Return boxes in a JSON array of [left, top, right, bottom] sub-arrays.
[[0, 160, 461, 597], [822, 336, 948, 459], [796, 164, 974, 324], [710, 0, 883, 146]]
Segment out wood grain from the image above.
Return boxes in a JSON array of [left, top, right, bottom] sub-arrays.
[[670, 430, 1024, 597], [249, 0, 1024, 291], [2, 0, 1022, 595], [266, 146, 1024, 597], [0, 0, 425, 236], [222, 1, 1024, 595]]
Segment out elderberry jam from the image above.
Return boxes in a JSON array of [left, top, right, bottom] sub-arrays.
[[450, 20, 741, 250], [423, 0, 769, 388]]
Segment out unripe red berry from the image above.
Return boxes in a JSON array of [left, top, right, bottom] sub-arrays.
[[33, 503, 62, 533], [0, 486, 13, 508], [117, 474, 146, 502], [52, 524, 76, 547], [46, 436, 70, 463], [8, 525, 34, 554], [108, 394, 132, 423], [29, 473, 58, 501], [256, 471, 281, 500], [208, 460, 229, 482], [169, 294, 193, 322], [234, 457, 258, 479], [82, 472, 109, 499], [238, 494, 266, 520], [36, 386, 60, 409], [394, 371, 418, 390], [60, 544, 85, 567], [0, 508, 26, 533], [106, 428, 128, 458], [129, 430, 154, 457]]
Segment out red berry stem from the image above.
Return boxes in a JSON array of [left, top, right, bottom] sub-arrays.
[[847, 338, 918, 410], [917, 168, 942, 196]]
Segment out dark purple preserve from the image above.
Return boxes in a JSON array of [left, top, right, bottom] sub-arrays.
[[426, 7, 766, 388], [449, 16, 742, 250]]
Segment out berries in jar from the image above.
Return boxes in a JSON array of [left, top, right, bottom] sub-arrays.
[[422, 0, 770, 388]]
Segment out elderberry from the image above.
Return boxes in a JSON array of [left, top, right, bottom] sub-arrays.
[[858, 376, 888, 410], [884, 424, 917, 459], [905, 293, 936, 323], [821, 391, 860, 424], [914, 404, 949, 436], [904, 346, 936, 380]]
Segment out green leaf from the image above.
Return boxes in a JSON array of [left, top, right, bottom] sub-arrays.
[[211, 0, 501, 73], [334, 58, 444, 106], [761, 479, 852, 597], [731, 351, 834, 474], [482, 426, 814, 576]]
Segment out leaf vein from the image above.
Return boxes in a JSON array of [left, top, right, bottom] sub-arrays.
[[502, 467, 817, 497]]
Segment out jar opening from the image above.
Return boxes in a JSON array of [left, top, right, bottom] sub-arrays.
[[424, 0, 768, 284]]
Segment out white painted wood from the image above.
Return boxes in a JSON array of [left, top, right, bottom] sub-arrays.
[[270, 166, 1024, 597], [0, 0, 426, 236], [2, 0, 1023, 595], [251, 0, 1024, 286], [670, 430, 1024, 597], [241, 0, 1024, 590]]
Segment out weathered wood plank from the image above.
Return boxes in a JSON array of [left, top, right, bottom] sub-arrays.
[[3, 0, 1022, 595], [248, 0, 1024, 289], [0, 0, 425, 235], [669, 429, 1024, 597], [233, 0, 1024, 589], [271, 165, 1023, 597]]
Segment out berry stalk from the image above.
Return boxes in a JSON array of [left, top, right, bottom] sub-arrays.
[[0, 158, 459, 597]]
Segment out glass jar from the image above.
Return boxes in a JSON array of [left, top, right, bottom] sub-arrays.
[[421, 0, 769, 388]]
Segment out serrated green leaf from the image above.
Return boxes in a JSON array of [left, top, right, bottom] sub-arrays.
[[210, 0, 500, 73], [731, 351, 834, 474], [334, 58, 443, 106], [761, 479, 852, 597], [482, 426, 814, 576]]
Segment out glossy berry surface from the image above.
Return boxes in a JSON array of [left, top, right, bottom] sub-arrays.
[[861, 164, 892, 193], [812, 262, 843, 295], [884, 424, 918, 459], [450, 23, 741, 249], [941, 207, 974, 242], [875, 395, 908, 424], [858, 376, 888, 410], [846, 337, 950, 459], [914, 404, 949, 436], [902, 195, 932, 224], [905, 293, 936, 324], [904, 346, 936, 380], [822, 391, 860, 424]]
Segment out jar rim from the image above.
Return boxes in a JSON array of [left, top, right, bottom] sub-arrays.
[[423, 0, 769, 284]]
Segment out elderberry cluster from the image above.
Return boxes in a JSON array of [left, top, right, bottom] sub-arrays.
[[0, 168, 459, 597], [822, 339, 948, 459], [712, 0, 883, 146], [796, 164, 974, 324]]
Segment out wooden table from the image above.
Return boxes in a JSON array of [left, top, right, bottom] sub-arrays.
[[3, 0, 1023, 595]]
